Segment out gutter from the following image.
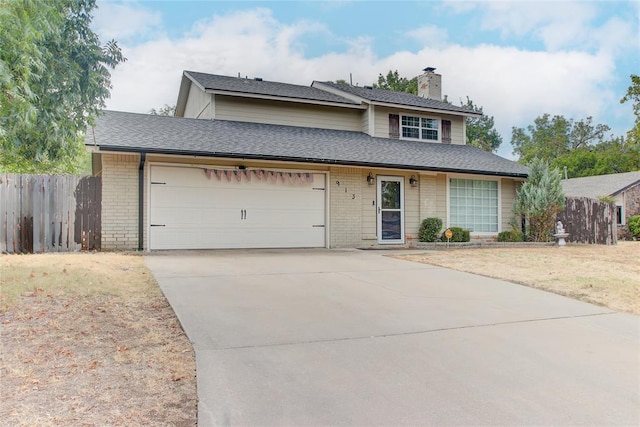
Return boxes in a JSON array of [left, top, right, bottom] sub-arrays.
[[101, 146, 529, 179], [138, 152, 146, 251]]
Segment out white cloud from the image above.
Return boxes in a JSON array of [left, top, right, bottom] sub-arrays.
[[479, 1, 598, 51], [102, 7, 624, 158], [93, 1, 163, 42], [589, 16, 638, 55], [443, 0, 478, 14], [405, 25, 449, 48]]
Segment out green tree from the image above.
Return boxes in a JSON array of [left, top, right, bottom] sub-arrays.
[[373, 70, 417, 94], [511, 114, 610, 165], [0, 0, 125, 174], [553, 137, 640, 178], [462, 97, 502, 152], [620, 74, 640, 145], [514, 158, 565, 242], [150, 104, 176, 116]]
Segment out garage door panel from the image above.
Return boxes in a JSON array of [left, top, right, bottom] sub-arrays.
[[151, 207, 242, 226], [149, 166, 326, 250]]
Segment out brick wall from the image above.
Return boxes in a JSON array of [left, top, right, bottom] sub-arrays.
[[624, 183, 640, 220], [101, 153, 139, 250], [330, 167, 363, 247], [330, 167, 422, 247]]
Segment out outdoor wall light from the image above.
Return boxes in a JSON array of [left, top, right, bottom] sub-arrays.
[[409, 175, 418, 187], [366, 173, 375, 185]]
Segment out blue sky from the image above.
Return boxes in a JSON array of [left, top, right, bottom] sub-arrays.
[[93, 0, 640, 159]]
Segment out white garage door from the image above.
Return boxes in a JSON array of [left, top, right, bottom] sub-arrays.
[[149, 165, 326, 250]]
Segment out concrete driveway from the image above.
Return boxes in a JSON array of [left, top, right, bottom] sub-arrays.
[[145, 249, 639, 426]]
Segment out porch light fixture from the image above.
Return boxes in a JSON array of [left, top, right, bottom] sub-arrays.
[[366, 173, 375, 185], [409, 175, 418, 187]]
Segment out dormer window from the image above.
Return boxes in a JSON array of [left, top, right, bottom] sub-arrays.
[[401, 115, 439, 141]]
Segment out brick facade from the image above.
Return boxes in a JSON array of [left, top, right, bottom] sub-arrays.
[[98, 156, 523, 250], [624, 183, 640, 220], [101, 153, 139, 250], [329, 167, 363, 247]]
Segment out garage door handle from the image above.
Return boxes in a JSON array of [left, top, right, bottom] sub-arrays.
[[150, 224, 166, 227], [240, 209, 247, 220]]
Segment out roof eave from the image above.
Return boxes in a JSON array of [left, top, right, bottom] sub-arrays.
[[94, 145, 528, 179], [611, 179, 640, 196], [368, 100, 483, 117], [311, 81, 368, 104], [205, 89, 365, 109]]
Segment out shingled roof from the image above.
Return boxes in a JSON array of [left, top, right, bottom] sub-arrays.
[[184, 71, 360, 106], [88, 111, 528, 178], [315, 81, 481, 116], [561, 171, 640, 198]]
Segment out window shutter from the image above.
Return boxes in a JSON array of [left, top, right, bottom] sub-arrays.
[[442, 120, 452, 144], [389, 114, 399, 139]]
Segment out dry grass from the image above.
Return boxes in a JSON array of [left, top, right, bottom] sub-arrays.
[[0, 253, 196, 426], [397, 241, 640, 314]]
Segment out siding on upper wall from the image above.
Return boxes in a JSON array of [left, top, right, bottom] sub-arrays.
[[215, 95, 362, 131], [183, 83, 213, 119], [373, 106, 465, 144], [361, 109, 369, 135]]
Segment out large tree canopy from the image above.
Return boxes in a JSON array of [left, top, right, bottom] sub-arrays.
[[461, 97, 502, 152], [620, 74, 640, 146], [0, 0, 125, 173], [511, 113, 639, 176], [511, 115, 610, 164]]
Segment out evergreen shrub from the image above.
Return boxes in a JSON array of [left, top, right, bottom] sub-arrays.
[[418, 218, 443, 242]]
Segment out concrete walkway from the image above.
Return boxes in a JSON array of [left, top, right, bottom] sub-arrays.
[[145, 249, 639, 426]]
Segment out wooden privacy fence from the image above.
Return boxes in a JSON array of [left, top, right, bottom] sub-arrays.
[[0, 174, 101, 253], [557, 197, 617, 245]]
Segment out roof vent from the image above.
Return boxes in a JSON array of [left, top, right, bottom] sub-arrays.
[[363, 85, 373, 89], [254, 77, 263, 81]]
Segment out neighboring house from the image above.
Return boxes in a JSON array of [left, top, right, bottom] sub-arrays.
[[561, 171, 640, 226], [87, 68, 529, 251]]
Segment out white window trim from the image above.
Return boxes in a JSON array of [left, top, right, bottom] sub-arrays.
[[445, 174, 502, 235], [400, 114, 441, 143]]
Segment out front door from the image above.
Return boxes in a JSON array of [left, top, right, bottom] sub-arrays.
[[377, 176, 404, 244]]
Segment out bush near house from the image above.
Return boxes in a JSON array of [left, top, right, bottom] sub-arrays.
[[497, 230, 525, 242], [628, 215, 640, 239], [441, 227, 470, 242], [419, 218, 443, 242]]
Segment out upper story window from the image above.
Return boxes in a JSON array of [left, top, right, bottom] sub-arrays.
[[401, 115, 439, 141]]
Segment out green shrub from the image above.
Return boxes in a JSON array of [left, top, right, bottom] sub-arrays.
[[441, 227, 470, 242], [497, 230, 525, 242], [419, 218, 443, 242], [628, 215, 640, 239]]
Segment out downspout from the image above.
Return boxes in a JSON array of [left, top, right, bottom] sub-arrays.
[[138, 152, 146, 251]]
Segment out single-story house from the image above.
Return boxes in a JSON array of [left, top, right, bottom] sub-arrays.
[[561, 171, 640, 226], [87, 68, 528, 251]]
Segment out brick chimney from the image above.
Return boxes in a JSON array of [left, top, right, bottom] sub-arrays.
[[417, 67, 441, 101]]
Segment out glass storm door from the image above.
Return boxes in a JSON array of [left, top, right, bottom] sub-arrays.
[[377, 176, 404, 244]]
